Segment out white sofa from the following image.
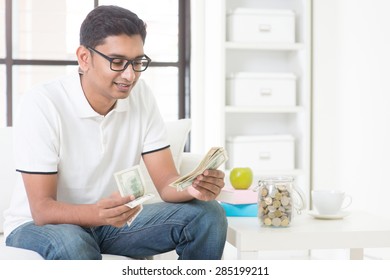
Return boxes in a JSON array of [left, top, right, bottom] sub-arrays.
[[0, 119, 202, 260]]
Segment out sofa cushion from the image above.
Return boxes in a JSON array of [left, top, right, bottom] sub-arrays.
[[164, 119, 192, 170], [0, 127, 15, 234], [0, 244, 44, 260], [0, 242, 140, 260]]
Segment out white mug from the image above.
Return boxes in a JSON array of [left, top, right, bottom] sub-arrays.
[[311, 190, 352, 215]]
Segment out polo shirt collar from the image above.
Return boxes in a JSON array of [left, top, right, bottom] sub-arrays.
[[63, 71, 129, 118], [112, 97, 129, 113]]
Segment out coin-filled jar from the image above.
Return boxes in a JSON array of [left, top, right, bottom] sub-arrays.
[[257, 176, 305, 227]]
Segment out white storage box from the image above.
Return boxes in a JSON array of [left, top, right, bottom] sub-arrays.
[[227, 135, 295, 171], [227, 8, 295, 43], [227, 72, 296, 107]]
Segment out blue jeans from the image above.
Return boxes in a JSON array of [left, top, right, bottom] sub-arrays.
[[6, 200, 227, 260]]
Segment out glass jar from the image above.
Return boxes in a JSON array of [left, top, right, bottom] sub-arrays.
[[257, 176, 305, 227]]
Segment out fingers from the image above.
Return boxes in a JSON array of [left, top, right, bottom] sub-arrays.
[[100, 193, 134, 208], [193, 176, 221, 195], [97, 194, 140, 227], [100, 205, 141, 228], [190, 170, 225, 201], [194, 170, 225, 191], [202, 169, 225, 179]]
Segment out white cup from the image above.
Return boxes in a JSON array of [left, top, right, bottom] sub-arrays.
[[311, 190, 352, 215]]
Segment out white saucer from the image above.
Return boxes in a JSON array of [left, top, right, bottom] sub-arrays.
[[307, 210, 350, 220]]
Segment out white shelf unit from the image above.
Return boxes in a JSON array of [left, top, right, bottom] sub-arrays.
[[202, 0, 312, 202], [225, 42, 305, 51]]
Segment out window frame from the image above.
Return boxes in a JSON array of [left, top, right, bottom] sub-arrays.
[[2, 0, 190, 126]]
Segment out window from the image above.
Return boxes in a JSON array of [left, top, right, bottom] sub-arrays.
[[0, 0, 6, 126], [1, 0, 190, 127], [0, 0, 5, 58]]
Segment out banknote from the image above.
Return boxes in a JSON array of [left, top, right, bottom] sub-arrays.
[[169, 147, 228, 191], [126, 205, 143, 227], [114, 165, 155, 209]]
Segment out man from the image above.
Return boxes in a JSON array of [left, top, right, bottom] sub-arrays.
[[4, 5, 227, 260]]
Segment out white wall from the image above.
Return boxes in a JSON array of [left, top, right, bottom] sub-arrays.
[[190, 0, 206, 154], [311, 0, 341, 196], [190, 0, 226, 154], [313, 0, 390, 258]]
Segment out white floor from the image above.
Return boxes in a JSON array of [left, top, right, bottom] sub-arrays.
[[222, 242, 390, 260]]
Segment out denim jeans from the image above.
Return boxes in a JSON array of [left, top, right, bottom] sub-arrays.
[[6, 200, 227, 260]]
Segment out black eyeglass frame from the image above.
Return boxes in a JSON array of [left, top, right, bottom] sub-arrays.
[[87, 46, 151, 72]]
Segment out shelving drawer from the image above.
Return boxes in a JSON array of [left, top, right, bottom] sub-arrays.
[[227, 72, 296, 107], [226, 8, 295, 43], [226, 135, 295, 170]]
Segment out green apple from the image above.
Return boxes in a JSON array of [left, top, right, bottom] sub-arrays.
[[229, 167, 253, 190]]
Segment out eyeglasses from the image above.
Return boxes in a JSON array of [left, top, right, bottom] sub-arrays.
[[87, 47, 151, 72]]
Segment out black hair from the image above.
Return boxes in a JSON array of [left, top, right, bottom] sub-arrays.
[[79, 5, 147, 48]]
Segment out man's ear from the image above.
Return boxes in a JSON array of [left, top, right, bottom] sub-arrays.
[[76, 45, 90, 73]]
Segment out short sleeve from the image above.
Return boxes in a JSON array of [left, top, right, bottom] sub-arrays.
[[13, 89, 60, 174]]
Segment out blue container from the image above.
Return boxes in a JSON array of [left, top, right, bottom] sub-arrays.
[[220, 202, 257, 217]]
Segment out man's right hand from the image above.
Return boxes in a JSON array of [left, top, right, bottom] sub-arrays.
[[96, 192, 141, 227]]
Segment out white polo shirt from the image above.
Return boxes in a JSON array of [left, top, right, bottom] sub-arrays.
[[3, 71, 169, 238]]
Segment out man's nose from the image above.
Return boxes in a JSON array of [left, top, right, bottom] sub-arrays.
[[121, 64, 136, 80]]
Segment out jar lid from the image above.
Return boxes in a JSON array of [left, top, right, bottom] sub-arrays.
[[258, 176, 294, 183]]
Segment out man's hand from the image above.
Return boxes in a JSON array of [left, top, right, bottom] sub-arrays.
[[187, 170, 225, 201], [96, 192, 141, 227]]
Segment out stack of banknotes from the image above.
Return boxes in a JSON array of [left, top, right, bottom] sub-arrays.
[[169, 146, 228, 191]]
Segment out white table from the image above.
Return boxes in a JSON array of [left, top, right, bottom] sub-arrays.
[[226, 211, 390, 259]]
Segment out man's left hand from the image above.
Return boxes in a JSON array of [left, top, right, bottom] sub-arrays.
[[187, 169, 225, 201]]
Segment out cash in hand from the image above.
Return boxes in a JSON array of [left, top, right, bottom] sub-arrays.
[[169, 147, 228, 191], [114, 165, 155, 209]]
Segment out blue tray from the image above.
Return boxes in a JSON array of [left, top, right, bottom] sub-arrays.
[[220, 202, 257, 217]]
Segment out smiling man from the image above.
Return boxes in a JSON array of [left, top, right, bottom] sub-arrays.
[[3, 5, 227, 260]]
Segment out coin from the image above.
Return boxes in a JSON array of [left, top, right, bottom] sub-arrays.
[[274, 192, 282, 200], [281, 196, 290, 206], [274, 209, 282, 218], [273, 200, 281, 208], [272, 217, 282, 226], [267, 205, 276, 212], [281, 217, 290, 226], [264, 217, 272, 226], [264, 197, 273, 205]]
